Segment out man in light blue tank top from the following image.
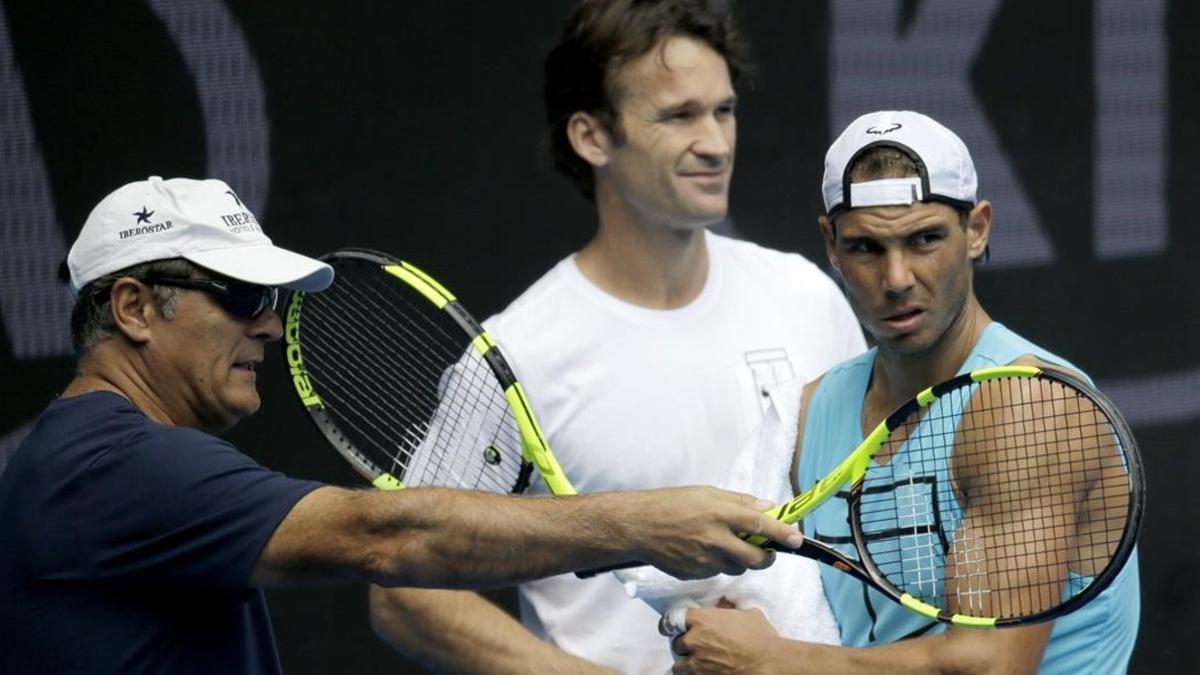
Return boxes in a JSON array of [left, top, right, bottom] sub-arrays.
[[672, 111, 1140, 674]]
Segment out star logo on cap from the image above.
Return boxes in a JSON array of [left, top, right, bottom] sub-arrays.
[[133, 206, 155, 224], [866, 123, 902, 135]]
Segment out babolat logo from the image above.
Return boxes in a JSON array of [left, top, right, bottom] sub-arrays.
[[220, 210, 262, 234], [284, 294, 322, 408], [119, 206, 173, 239]]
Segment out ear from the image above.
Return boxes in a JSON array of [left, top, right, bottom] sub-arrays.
[[817, 215, 840, 272], [109, 278, 161, 345], [965, 200, 992, 261], [566, 111, 613, 169]]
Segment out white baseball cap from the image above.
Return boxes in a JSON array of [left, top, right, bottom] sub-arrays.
[[66, 176, 333, 292], [822, 111, 977, 216]]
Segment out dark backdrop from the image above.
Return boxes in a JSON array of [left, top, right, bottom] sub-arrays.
[[1, 1, 1195, 672]]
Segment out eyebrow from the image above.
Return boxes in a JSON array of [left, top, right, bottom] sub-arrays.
[[839, 221, 950, 245], [654, 95, 737, 119], [838, 234, 878, 248], [905, 222, 950, 236]]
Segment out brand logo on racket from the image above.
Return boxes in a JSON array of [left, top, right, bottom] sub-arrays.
[[284, 294, 322, 408]]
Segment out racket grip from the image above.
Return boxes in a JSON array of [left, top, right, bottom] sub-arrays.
[[574, 560, 643, 579]]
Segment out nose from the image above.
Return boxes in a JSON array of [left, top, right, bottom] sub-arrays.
[[692, 115, 734, 166], [882, 249, 915, 297], [251, 307, 284, 342]]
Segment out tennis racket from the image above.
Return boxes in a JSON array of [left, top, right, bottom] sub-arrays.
[[583, 365, 1143, 629], [281, 248, 576, 496]]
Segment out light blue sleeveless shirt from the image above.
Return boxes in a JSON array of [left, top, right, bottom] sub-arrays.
[[797, 322, 1140, 673]]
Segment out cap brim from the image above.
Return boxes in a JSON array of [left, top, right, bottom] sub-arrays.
[[186, 244, 334, 291]]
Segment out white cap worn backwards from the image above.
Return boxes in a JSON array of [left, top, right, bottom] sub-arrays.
[[822, 111, 977, 216], [67, 176, 333, 293]]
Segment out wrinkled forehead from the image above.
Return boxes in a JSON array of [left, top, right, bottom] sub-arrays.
[[831, 200, 964, 237]]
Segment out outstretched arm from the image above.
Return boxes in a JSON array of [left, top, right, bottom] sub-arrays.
[[252, 484, 802, 589], [369, 587, 616, 675]]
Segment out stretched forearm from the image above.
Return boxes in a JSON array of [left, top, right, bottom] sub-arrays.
[[369, 587, 615, 675], [260, 486, 650, 588], [256, 483, 795, 588], [361, 488, 645, 588]]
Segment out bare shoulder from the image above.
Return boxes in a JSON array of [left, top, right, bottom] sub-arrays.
[[954, 355, 1105, 496], [1009, 354, 1086, 381], [798, 376, 825, 428], [790, 375, 826, 494], [1003, 354, 1096, 408]]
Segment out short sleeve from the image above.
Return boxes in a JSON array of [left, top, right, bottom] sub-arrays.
[[35, 424, 321, 592]]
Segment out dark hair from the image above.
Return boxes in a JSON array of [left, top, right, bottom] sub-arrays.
[[543, 0, 751, 200], [846, 145, 922, 185], [69, 258, 200, 354], [840, 146, 989, 264]]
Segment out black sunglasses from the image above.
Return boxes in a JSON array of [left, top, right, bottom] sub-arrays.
[[143, 276, 279, 320]]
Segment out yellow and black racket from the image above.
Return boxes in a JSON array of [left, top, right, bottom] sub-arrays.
[[585, 366, 1143, 629], [281, 248, 575, 496]]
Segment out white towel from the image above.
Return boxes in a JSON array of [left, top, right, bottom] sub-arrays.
[[616, 378, 840, 654]]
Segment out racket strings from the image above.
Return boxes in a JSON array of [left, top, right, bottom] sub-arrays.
[[338, 283, 511, 482], [302, 321, 515, 494], [302, 328, 424, 463], [347, 286, 525, 490], [296, 262, 527, 493], [330, 284, 519, 491], [303, 293, 440, 435], [304, 290, 520, 493], [301, 289, 463, 463], [858, 376, 1133, 619]]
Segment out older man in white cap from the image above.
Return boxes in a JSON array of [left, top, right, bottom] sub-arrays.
[[0, 176, 806, 675], [668, 112, 1140, 674]]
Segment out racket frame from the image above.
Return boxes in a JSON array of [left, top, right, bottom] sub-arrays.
[[282, 248, 576, 496], [758, 365, 1143, 628]]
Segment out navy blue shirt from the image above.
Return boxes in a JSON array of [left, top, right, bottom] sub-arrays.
[[0, 392, 323, 674]]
